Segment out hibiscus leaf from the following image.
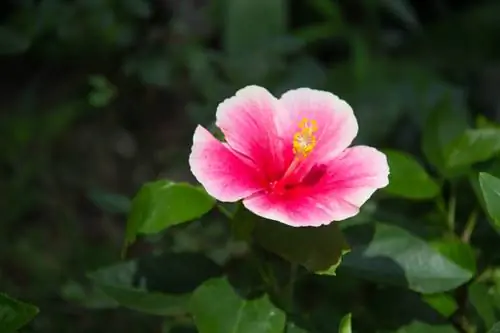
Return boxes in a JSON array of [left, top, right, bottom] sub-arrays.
[[384, 149, 440, 199], [444, 128, 500, 169], [123, 180, 215, 251], [340, 222, 474, 293], [253, 217, 350, 274], [479, 172, 500, 233], [469, 282, 497, 331], [488, 323, 500, 333], [190, 277, 286, 333], [89, 253, 222, 316], [0, 293, 39, 332], [339, 313, 352, 333], [395, 321, 458, 332], [421, 293, 458, 318], [421, 94, 468, 177]]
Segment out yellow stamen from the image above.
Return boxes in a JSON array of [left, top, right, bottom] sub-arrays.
[[292, 118, 318, 158]]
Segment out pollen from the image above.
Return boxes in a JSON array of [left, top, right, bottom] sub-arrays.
[[293, 118, 318, 158]]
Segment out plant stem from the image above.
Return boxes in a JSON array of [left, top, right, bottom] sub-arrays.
[[447, 186, 457, 232], [461, 209, 478, 243]]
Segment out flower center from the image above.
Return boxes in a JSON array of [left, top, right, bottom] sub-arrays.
[[292, 118, 317, 158]]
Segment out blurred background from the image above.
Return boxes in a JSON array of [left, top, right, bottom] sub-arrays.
[[1, 0, 500, 332]]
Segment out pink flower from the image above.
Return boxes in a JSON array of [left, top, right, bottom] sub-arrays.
[[189, 86, 389, 227]]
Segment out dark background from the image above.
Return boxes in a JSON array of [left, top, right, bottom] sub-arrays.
[[1, 0, 500, 332]]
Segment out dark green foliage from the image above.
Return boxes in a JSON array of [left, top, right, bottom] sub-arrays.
[[2, 0, 500, 333]]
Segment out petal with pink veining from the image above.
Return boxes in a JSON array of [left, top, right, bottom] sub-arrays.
[[189, 126, 264, 202], [277, 88, 359, 170], [216, 85, 286, 181], [243, 146, 389, 227]]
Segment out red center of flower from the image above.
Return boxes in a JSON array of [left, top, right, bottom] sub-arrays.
[[266, 118, 325, 195]]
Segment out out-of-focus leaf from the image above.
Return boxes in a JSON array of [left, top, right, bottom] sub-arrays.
[[384, 150, 440, 199], [294, 23, 340, 43], [0, 27, 30, 55], [421, 293, 458, 318], [60, 280, 119, 309], [89, 253, 222, 316], [308, 0, 343, 22], [277, 56, 326, 93], [339, 313, 352, 333], [444, 129, 500, 169], [123, 0, 151, 18], [488, 323, 500, 333], [253, 216, 350, 274], [479, 172, 500, 232], [230, 206, 256, 241], [124, 180, 215, 248], [421, 95, 468, 176], [224, 0, 286, 57], [394, 321, 458, 332], [340, 222, 474, 293], [287, 323, 309, 333], [477, 115, 500, 129], [190, 278, 286, 333], [87, 188, 131, 214], [380, 0, 420, 31], [0, 293, 38, 332], [88, 75, 117, 107], [469, 282, 497, 331], [124, 54, 172, 87], [223, 0, 288, 83]]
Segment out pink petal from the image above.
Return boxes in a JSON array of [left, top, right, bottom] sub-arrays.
[[216, 85, 286, 181], [189, 126, 264, 202], [277, 88, 358, 167], [243, 146, 389, 227]]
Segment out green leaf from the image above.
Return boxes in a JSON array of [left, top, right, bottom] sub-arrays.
[[253, 217, 350, 274], [286, 323, 309, 333], [0, 27, 30, 55], [89, 253, 222, 316], [421, 293, 458, 318], [479, 172, 500, 232], [124, 180, 215, 248], [379, 0, 420, 31], [339, 313, 352, 333], [384, 150, 440, 199], [0, 293, 38, 332], [341, 222, 474, 293], [190, 277, 286, 333], [430, 239, 477, 273], [469, 282, 497, 331], [88, 75, 117, 108], [444, 129, 500, 169], [60, 280, 119, 309], [421, 95, 468, 176], [489, 323, 500, 333], [308, 0, 344, 24], [230, 205, 256, 241], [395, 321, 458, 333], [476, 115, 500, 129]]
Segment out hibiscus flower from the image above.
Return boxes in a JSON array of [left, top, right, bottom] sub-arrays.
[[189, 86, 389, 227]]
